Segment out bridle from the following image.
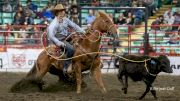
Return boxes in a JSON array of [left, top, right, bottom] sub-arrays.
[[83, 19, 116, 43], [102, 19, 116, 35]]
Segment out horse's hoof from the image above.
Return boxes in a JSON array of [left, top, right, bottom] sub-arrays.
[[77, 90, 81, 94], [102, 88, 107, 94], [122, 88, 127, 94], [100, 87, 107, 94], [154, 97, 158, 100], [124, 90, 127, 94], [81, 82, 87, 88]]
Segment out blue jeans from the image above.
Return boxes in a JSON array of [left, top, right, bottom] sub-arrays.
[[63, 42, 74, 71]]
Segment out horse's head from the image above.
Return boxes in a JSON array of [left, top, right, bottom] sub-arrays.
[[91, 11, 117, 36]]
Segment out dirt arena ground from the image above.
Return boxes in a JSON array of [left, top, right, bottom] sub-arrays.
[[0, 72, 179, 101]]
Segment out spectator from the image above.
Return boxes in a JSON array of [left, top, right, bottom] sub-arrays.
[[42, 6, 54, 22], [164, 12, 175, 31], [133, 1, 145, 25], [35, 9, 44, 19], [13, 0, 22, 11], [24, 11, 34, 25], [45, 1, 53, 10], [132, 0, 138, 7], [2, 0, 12, 12], [126, 12, 134, 25], [140, 0, 156, 16], [164, 8, 173, 19], [25, 6, 36, 17], [64, 1, 70, 15], [138, 42, 155, 55], [16, 5, 26, 17], [159, 15, 170, 31], [116, 13, 126, 25], [13, 11, 25, 25], [165, 12, 175, 25], [26, 0, 37, 12], [173, 9, 180, 30], [91, 0, 99, 6], [85, 10, 95, 25], [159, 47, 166, 55], [151, 16, 161, 30], [169, 49, 177, 56], [166, 31, 180, 44], [70, 5, 79, 24], [159, 15, 165, 24]]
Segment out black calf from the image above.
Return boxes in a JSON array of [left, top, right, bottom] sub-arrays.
[[114, 55, 173, 100]]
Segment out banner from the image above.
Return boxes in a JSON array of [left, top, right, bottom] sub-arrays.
[[168, 57, 180, 75], [0, 48, 180, 75], [0, 48, 43, 69]]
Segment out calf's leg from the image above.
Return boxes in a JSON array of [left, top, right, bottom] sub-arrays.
[[150, 85, 157, 99], [139, 80, 151, 100], [117, 72, 125, 89], [123, 75, 128, 94]]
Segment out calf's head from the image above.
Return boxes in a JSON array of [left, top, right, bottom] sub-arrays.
[[157, 55, 173, 73]]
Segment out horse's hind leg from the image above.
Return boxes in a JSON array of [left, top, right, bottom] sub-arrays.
[[35, 62, 50, 80], [33, 61, 51, 87], [92, 62, 106, 94]]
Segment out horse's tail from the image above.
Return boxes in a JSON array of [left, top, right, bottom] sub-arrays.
[[26, 62, 38, 79]]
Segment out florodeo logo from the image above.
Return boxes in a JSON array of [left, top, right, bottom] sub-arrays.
[[12, 54, 26, 67]]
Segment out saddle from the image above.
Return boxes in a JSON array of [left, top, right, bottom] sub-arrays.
[[46, 45, 65, 58]]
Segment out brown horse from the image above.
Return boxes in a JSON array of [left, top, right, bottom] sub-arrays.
[[15, 11, 117, 94]]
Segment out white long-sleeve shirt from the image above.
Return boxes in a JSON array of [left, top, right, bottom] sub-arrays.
[[164, 16, 175, 25], [47, 17, 85, 47]]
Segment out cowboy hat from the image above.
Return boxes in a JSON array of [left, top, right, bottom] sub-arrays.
[[52, 4, 65, 12]]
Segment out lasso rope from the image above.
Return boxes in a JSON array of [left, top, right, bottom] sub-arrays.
[[41, 32, 65, 59], [81, 29, 102, 43], [144, 59, 157, 76], [41, 32, 151, 62], [42, 24, 156, 76]]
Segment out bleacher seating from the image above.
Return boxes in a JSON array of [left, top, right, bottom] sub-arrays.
[[0, 0, 49, 24], [0, 1, 179, 55]]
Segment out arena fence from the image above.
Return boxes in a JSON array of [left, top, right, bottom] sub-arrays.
[[0, 24, 179, 74], [79, 7, 150, 55]]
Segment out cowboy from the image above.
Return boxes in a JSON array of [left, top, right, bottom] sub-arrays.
[[47, 4, 85, 74]]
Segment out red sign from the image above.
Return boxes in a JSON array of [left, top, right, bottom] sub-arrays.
[[12, 54, 26, 67]]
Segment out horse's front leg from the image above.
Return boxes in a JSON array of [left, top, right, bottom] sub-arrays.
[[74, 62, 82, 94], [92, 60, 107, 94]]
